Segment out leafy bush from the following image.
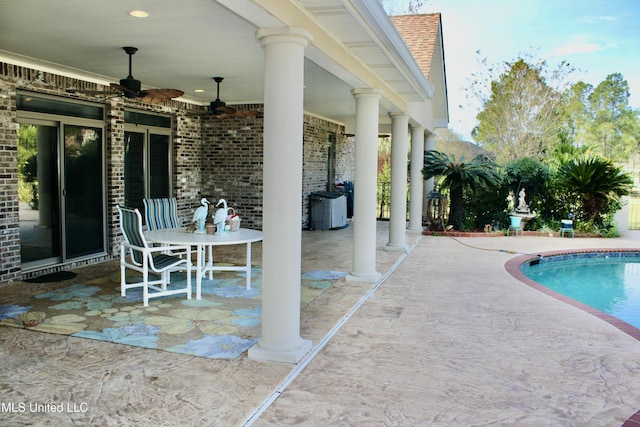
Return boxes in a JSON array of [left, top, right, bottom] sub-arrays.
[[558, 156, 633, 225], [464, 184, 510, 230], [422, 151, 502, 230]]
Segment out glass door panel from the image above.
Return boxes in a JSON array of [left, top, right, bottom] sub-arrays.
[[18, 123, 60, 265], [149, 133, 170, 198], [124, 130, 171, 214], [124, 131, 145, 213], [63, 124, 104, 259]]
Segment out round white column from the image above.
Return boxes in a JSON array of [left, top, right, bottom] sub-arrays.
[[385, 113, 409, 251], [408, 125, 425, 233], [249, 27, 312, 364], [347, 89, 382, 283]]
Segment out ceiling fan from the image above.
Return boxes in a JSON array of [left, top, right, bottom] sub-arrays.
[[67, 47, 184, 103], [209, 77, 262, 119]]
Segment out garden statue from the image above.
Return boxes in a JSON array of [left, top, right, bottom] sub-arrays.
[[509, 187, 535, 230], [507, 191, 515, 212], [516, 188, 530, 213]]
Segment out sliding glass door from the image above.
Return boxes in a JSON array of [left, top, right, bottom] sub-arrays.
[[18, 121, 105, 267], [124, 122, 172, 214]]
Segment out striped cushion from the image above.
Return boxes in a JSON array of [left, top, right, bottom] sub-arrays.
[[151, 254, 185, 270], [118, 206, 146, 264], [144, 198, 180, 230]]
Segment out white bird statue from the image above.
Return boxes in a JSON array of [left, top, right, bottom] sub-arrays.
[[213, 199, 228, 234], [192, 198, 210, 234]]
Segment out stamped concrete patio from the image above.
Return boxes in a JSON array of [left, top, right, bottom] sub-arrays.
[[0, 222, 639, 426]]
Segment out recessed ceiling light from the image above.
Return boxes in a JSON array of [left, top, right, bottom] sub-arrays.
[[128, 10, 149, 18], [194, 89, 204, 93]]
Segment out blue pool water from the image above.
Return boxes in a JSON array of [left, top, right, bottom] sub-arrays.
[[521, 252, 640, 329]]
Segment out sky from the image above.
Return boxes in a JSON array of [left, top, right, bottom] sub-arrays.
[[387, 0, 640, 141]]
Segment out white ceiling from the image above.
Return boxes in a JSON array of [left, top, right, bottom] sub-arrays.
[[0, 0, 433, 131]]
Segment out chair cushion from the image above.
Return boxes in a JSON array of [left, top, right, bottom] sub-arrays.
[[152, 254, 185, 270], [144, 198, 180, 230]]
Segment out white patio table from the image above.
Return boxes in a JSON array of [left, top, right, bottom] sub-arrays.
[[144, 228, 262, 299]]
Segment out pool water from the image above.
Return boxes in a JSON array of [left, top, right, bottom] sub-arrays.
[[522, 253, 640, 329]]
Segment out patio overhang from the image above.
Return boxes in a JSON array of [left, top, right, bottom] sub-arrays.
[[0, 0, 445, 133]]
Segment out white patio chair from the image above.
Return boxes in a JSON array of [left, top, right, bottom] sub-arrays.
[[117, 205, 192, 306]]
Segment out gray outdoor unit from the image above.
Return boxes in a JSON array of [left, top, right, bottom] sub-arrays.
[[309, 192, 347, 230]]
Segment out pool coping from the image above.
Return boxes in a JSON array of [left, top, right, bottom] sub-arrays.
[[504, 248, 640, 427]]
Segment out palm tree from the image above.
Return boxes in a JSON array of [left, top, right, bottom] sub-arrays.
[[422, 151, 502, 229], [559, 156, 633, 224]]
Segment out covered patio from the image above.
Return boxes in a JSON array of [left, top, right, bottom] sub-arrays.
[[0, 0, 447, 364], [1, 225, 639, 426]]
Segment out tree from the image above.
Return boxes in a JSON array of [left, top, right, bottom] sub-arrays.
[[561, 81, 592, 142], [377, 136, 392, 218], [433, 128, 493, 160], [471, 58, 572, 162], [559, 156, 633, 225], [379, 0, 426, 14], [545, 131, 594, 169], [17, 124, 38, 206], [561, 73, 639, 164], [583, 74, 638, 163], [422, 150, 502, 229]]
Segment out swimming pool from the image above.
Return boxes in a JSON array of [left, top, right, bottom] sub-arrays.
[[505, 249, 640, 427], [518, 250, 640, 329]]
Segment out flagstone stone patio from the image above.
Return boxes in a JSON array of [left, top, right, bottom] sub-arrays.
[[0, 222, 639, 426]]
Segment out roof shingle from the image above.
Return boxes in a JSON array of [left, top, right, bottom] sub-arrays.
[[391, 13, 441, 79]]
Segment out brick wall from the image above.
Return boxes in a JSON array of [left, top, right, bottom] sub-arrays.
[[0, 77, 21, 283], [302, 116, 353, 227], [201, 112, 265, 229], [0, 63, 352, 284], [106, 100, 124, 251], [201, 113, 351, 230], [175, 110, 206, 222]]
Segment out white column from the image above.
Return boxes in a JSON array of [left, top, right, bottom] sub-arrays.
[[408, 125, 425, 233], [423, 133, 436, 216], [346, 89, 382, 283], [249, 27, 312, 364], [385, 113, 409, 251]]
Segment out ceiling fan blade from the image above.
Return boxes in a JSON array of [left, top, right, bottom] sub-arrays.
[[138, 89, 184, 103], [212, 109, 263, 119], [215, 105, 236, 114], [234, 110, 261, 117]]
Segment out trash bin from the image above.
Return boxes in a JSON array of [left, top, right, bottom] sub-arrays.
[[336, 181, 354, 218], [308, 192, 347, 230]]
